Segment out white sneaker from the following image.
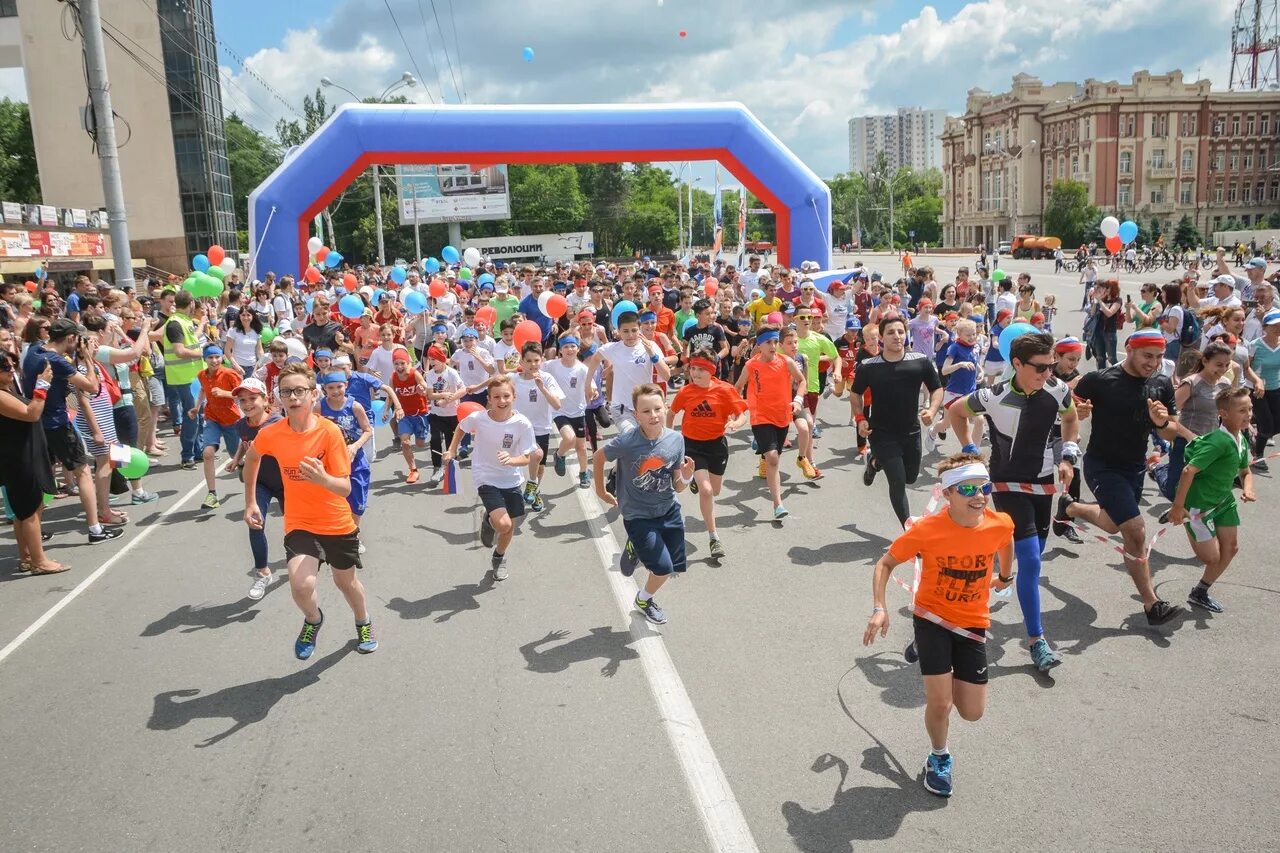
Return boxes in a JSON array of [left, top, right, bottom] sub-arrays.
[[923, 429, 937, 453], [247, 574, 270, 601]]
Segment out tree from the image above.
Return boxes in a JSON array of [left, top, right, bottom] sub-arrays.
[[1172, 214, 1201, 250], [225, 114, 282, 246], [1042, 180, 1099, 247], [1269, 210, 1280, 229], [507, 164, 588, 235], [0, 99, 40, 203]]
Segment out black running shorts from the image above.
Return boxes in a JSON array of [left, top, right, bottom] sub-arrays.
[[913, 616, 988, 684], [284, 529, 361, 571]]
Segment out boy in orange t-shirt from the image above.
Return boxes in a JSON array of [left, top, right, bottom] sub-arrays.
[[243, 361, 377, 660], [734, 325, 806, 520], [863, 452, 1014, 798], [667, 349, 748, 561], [192, 345, 244, 509]]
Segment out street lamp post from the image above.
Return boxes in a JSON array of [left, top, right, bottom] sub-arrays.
[[320, 72, 417, 265]]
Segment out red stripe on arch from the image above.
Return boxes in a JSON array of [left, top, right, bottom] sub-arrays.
[[297, 148, 795, 270]]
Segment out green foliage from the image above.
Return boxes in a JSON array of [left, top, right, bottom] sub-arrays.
[[1042, 180, 1100, 247], [0, 99, 40, 203], [829, 153, 942, 249], [1172, 215, 1201, 250], [1269, 210, 1280, 229]]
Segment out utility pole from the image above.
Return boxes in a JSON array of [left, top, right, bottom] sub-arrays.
[[888, 183, 895, 251], [79, 0, 134, 289], [373, 164, 385, 265], [676, 176, 684, 259], [411, 182, 421, 265]]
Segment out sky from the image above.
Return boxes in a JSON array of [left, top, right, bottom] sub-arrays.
[[0, 0, 1246, 182]]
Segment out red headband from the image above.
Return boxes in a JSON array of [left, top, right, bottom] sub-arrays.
[[688, 357, 718, 374], [1125, 333, 1166, 350], [1054, 340, 1084, 353]]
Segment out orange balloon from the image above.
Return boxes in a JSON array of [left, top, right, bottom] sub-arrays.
[[24, 280, 37, 292], [475, 305, 497, 327], [457, 401, 485, 421], [315, 246, 329, 262], [343, 272, 358, 291], [513, 319, 542, 350], [207, 244, 225, 266], [429, 279, 447, 298], [303, 266, 323, 284], [544, 293, 568, 319], [704, 280, 719, 296]]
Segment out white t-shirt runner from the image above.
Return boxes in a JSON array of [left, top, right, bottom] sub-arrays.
[[543, 359, 589, 418], [426, 366, 465, 416], [513, 371, 563, 434], [599, 340, 655, 411], [460, 410, 536, 490], [451, 346, 495, 390]]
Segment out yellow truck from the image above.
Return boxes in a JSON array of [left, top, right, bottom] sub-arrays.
[[1010, 234, 1062, 260]]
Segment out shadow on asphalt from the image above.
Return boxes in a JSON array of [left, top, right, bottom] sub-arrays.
[[788, 524, 893, 568], [518, 613, 657, 678], [386, 576, 496, 623], [781, 749, 946, 849], [148, 642, 355, 748], [140, 581, 287, 636]]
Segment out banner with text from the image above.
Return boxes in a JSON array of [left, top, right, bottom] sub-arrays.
[[462, 232, 595, 261], [395, 164, 511, 225]]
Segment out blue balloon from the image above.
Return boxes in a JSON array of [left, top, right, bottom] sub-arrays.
[[425, 257, 441, 274], [477, 272, 495, 286], [441, 245, 460, 265], [304, 296, 315, 314], [998, 322, 1039, 361], [371, 399, 386, 424], [522, 46, 535, 62], [389, 265, 408, 285], [192, 253, 210, 272], [682, 317, 699, 337], [372, 288, 387, 306], [403, 290, 428, 314], [324, 251, 343, 269], [34, 266, 46, 280], [1118, 220, 1139, 245], [189, 378, 201, 399], [611, 300, 638, 328], [339, 294, 365, 319]]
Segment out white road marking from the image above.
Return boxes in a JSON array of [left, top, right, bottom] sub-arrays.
[[573, 466, 760, 853], [0, 479, 208, 667]]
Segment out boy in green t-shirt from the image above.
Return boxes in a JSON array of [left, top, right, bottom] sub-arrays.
[[1170, 386, 1258, 613]]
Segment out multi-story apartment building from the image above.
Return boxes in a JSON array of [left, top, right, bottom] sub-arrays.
[[849, 107, 946, 174], [942, 71, 1280, 249]]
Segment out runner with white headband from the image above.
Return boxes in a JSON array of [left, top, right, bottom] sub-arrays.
[[864, 452, 1014, 798]]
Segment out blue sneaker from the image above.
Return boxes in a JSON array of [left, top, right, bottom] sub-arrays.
[[773, 505, 789, 521], [355, 621, 378, 654], [1029, 638, 1062, 671], [295, 610, 323, 660], [553, 452, 566, 477], [904, 640, 919, 663], [923, 752, 953, 797], [619, 540, 638, 577]]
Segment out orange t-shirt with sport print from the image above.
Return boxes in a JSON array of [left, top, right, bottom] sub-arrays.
[[744, 354, 793, 428], [670, 379, 748, 441], [887, 507, 1014, 629], [252, 416, 355, 536]]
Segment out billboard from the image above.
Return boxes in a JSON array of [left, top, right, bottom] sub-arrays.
[[463, 232, 594, 262], [395, 164, 510, 225]]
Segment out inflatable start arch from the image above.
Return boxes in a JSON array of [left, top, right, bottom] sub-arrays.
[[248, 103, 831, 276]]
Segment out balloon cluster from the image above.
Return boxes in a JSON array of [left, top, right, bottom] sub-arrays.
[[187, 244, 237, 296], [1100, 216, 1139, 255], [306, 236, 344, 270]]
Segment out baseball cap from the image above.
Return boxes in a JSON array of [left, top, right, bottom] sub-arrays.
[[845, 317, 862, 330], [232, 377, 268, 397], [870, 272, 883, 282], [1247, 257, 1268, 269], [48, 318, 85, 341], [1214, 274, 1237, 288], [828, 279, 848, 291], [1265, 309, 1280, 326], [202, 344, 224, 357]]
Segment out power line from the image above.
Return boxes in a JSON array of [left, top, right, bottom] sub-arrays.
[[413, 0, 447, 103], [444, 0, 467, 102], [382, 0, 432, 104], [427, 0, 463, 103]]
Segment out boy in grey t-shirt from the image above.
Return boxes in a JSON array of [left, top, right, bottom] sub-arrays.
[[594, 383, 694, 625]]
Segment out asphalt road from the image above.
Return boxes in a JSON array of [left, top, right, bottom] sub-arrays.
[[3, 252, 1277, 852]]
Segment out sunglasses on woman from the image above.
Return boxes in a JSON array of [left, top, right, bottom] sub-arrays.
[[953, 482, 993, 497]]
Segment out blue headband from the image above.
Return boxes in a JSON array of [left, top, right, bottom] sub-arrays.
[[558, 335, 580, 346], [756, 330, 780, 344], [320, 372, 347, 385], [639, 311, 657, 322]]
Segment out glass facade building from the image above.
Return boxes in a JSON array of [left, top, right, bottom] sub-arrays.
[[156, 0, 235, 257]]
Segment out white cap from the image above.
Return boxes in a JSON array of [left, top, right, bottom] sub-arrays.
[[1214, 273, 1237, 288]]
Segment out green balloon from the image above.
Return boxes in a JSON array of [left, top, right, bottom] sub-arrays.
[[43, 493, 55, 506], [260, 327, 277, 345], [992, 269, 1007, 282], [119, 446, 150, 480], [31, 299, 41, 309], [207, 266, 226, 281], [458, 268, 472, 281], [182, 276, 199, 293]]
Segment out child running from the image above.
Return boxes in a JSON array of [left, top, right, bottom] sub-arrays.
[[389, 346, 431, 484], [667, 348, 749, 562], [242, 362, 377, 659], [543, 333, 595, 489], [736, 324, 808, 519], [225, 378, 281, 600], [512, 343, 563, 512], [424, 344, 466, 487], [595, 383, 696, 624], [318, 371, 373, 552], [1169, 386, 1257, 613], [864, 452, 1014, 797], [193, 344, 244, 509], [443, 375, 537, 581], [781, 327, 822, 480]]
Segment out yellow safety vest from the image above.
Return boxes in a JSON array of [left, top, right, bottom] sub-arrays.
[[162, 312, 201, 385]]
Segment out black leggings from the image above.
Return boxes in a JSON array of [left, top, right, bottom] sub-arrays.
[[428, 414, 457, 470], [1254, 388, 1280, 457], [586, 406, 610, 451], [869, 430, 922, 527]]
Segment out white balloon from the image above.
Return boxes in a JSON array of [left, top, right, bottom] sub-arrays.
[[537, 290, 553, 314], [1099, 216, 1120, 239], [307, 236, 323, 253], [219, 257, 236, 273], [463, 247, 482, 267]]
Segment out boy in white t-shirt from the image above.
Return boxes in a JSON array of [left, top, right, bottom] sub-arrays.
[[425, 345, 467, 487], [512, 342, 563, 512], [598, 310, 670, 431], [543, 333, 595, 490], [492, 319, 520, 373], [443, 375, 537, 581], [450, 327, 497, 459]]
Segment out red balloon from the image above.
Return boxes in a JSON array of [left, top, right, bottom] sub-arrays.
[[24, 280, 36, 292], [429, 279, 447, 298], [207, 244, 225, 266], [1105, 235, 1122, 254], [678, 30, 687, 37], [704, 280, 719, 296], [513, 319, 542, 350], [475, 305, 498, 327], [343, 273, 358, 291], [544, 293, 568, 319], [457, 401, 485, 421], [303, 266, 323, 284], [315, 246, 330, 262]]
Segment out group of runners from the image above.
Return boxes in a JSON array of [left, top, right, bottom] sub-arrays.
[[4, 249, 1271, 799]]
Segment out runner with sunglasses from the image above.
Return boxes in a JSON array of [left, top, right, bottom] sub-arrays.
[[948, 332, 1078, 671], [864, 452, 1014, 798]]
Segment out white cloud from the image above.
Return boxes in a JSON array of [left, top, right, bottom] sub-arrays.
[[219, 0, 1242, 177]]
